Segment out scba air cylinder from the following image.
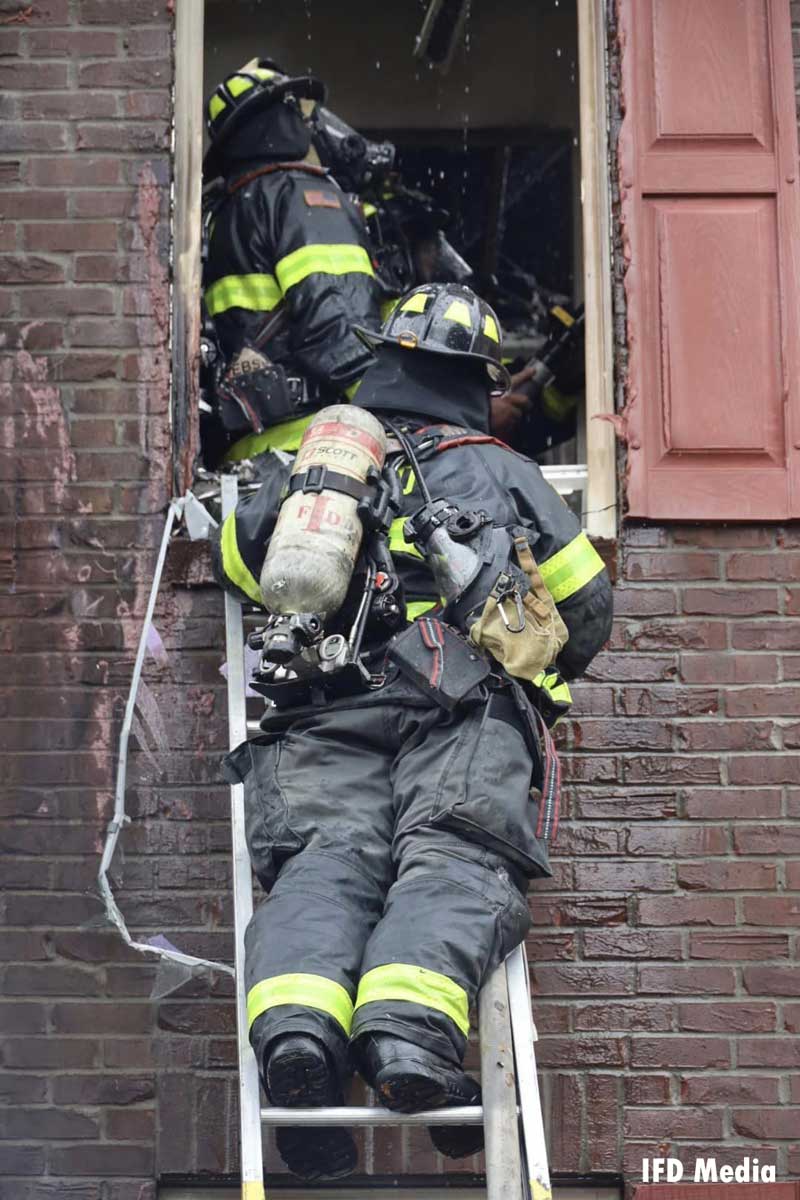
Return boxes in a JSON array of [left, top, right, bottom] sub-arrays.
[[259, 405, 387, 619]]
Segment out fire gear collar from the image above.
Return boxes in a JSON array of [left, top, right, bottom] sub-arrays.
[[355, 344, 491, 434]]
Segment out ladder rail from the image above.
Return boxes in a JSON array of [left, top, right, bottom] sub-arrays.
[[222, 475, 267, 1200], [507, 942, 552, 1200], [480, 960, 525, 1200]]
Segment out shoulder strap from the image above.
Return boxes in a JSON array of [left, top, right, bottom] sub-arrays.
[[227, 161, 330, 196]]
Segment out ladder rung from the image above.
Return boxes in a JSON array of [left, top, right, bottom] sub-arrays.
[[260, 1104, 500, 1127]]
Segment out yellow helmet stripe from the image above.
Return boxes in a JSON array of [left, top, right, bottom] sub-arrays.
[[442, 299, 471, 329], [400, 291, 430, 314]]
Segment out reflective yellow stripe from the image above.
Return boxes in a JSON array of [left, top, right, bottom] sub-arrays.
[[205, 272, 282, 317], [247, 973, 353, 1035], [275, 243, 375, 293], [355, 964, 470, 1037], [380, 297, 399, 322], [442, 299, 471, 329], [227, 74, 255, 98], [223, 414, 313, 462], [483, 313, 500, 343], [401, 291, 430, 314], [551, 304, 575, 328], [398, 465, 416, 495], [406, 599, 437, 620], [539, 532, 605, 603], [388, 517, 421, 559], [208, 93, 226, 120], [542, 384, 577, 423], [220, 513, 262, 605], [532, 671, 573, 706], [344, 379, 361, 401]]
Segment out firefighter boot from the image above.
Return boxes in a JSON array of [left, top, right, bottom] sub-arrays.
[[356, 1033, 484, 1158], [265, 1034, 358, 1181]]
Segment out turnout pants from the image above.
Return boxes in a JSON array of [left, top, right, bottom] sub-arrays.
[[224, 674, 551, 1078]]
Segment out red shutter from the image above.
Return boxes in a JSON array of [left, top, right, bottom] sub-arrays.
[[619, 0, 800, 520]]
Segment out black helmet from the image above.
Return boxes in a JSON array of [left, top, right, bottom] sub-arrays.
[[356, 283, 510, 389], [204, 59, 326, 178]]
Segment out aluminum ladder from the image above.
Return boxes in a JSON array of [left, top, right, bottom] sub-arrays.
[[221, 475, 552, 1200]]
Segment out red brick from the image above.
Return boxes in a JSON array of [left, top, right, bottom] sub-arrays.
[[738, 1038, 800, 1066], [0, 1106, 100, 1140], [727, 551, 800, 580], [673, 526, 774, 548], [638, 896, 736, 926], [783, 722, 800, 748], [547, 1073, 583, 1172], [72, 191, 133, 219], [612, 586, 677, 616], [573, 860, 674, 891], [22, 91, 118, 119], [782, 1004, 800, 1033], [627, 824, 729, 857], [677, 861, 777, 891], [0, 1145, 45, 1176], [531, 963, 636, 996], [626, 1075, 671, 1105], [585, 1074, 620, 1170], [49, 1144, 155, 1177], [0, 254, 64, 284], [743, 966, 800, 995], [625, 551, 720, 581], [625, 1106, 723, 1139], [583, 928, 681, 959], [537, 1035, 625, 1068], [29, 156, 122, 188], [584, 652, 678, 682], [638, 966, 736, 995], [571, 790, 677, 820], [628, 619, 728, 652], [24, 221, 118, 253], [618, 686, 719, 717], [52, 1075, 155, 1106], [51, 1002, 153, 1035], [677, 1002, 776, 1032], [732, 1108, 800, 1138], [624, 755, 721, 785], [0, 61, 68, 89], [734, 824, 800, 854], [0, 1074, 47, 1104], [676, 720, 775, 752], [733, 620, 800, 650], [684, 788, 782, 819], [682, 1074, 780, 1104], [3, 1038, 99, 1070], [571, 718, 671, 752], [787, 860, 800, 887], [729, 755, 800, 785], [76, 122, 168, 153], [743, 896, 800, 927], [680, 652, 779, 684], [26, 28, 118, 56], [0, 190, 68, 219], [574, 1001, 672, 1031], [682, 587, 779, 615], [20, 287, 115, 317], [78, 59, 170, 88], [629, 1037, 730, 1068]]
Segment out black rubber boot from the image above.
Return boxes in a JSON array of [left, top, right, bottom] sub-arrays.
[[264, 1033, 358, 1181], [355, 1033, 484, 1158]]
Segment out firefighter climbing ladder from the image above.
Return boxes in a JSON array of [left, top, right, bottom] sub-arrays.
[[221, 474, 552, 1199]]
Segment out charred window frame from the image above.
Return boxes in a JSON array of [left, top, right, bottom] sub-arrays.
[[171, 0, 617, 538]]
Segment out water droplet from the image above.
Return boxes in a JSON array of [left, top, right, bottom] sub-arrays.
[[556, 47, 562, 57]]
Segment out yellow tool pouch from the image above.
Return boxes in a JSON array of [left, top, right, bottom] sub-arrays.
[[468, 535, 568, 680]]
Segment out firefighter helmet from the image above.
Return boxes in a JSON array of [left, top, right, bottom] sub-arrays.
[[204, 59, 326, 178], [356, 283, 510, 389]]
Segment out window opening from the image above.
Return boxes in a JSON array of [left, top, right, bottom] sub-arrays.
[[181, 0, 614, 532]]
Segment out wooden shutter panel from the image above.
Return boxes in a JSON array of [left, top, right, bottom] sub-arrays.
[[619, 0, 800, 520]]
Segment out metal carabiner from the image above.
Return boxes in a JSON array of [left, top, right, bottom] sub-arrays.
[[491, 573, 526, 634]]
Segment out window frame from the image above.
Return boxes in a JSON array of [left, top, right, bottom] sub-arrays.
[[172, 0, 618, 538]]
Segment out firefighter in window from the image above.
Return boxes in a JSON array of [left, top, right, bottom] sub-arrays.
[[200, 59, 383, 472], [214, 283, 612, 1182]]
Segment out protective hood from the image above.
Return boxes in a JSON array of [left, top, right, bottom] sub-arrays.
[[214, 103, 312, 175], [355, 342, 491, 433]]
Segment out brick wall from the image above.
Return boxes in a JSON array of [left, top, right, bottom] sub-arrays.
[[2, 2, 800, 1196], [0, 0, 173, 1196]]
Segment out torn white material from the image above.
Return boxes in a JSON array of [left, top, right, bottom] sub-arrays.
[[97, 495, 235, 980]]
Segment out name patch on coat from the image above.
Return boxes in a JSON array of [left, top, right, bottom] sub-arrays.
[[304, 189, 341, 209]]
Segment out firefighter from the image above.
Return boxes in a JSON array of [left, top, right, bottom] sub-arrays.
[[215, 283, 613, 1181], [202, 59, 382, 468]]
